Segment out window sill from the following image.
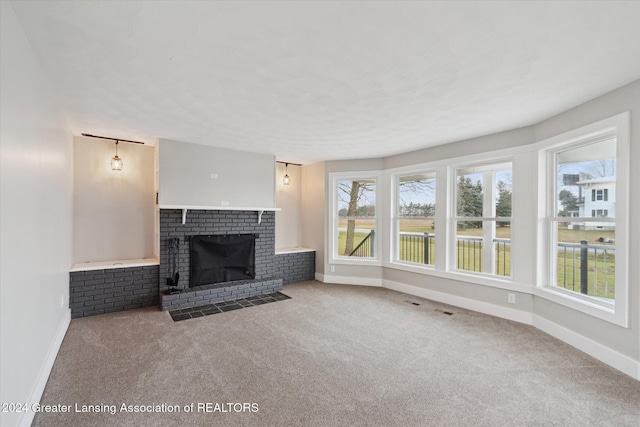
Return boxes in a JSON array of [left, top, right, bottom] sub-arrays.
[[383, 261, 532, 293], [533, 286, 626, 327], [330, 257, 381, 267]]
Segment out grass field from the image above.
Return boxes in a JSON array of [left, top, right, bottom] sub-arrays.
[[337, 220, 615, 299], [337, 231, 370, 256], [555, 247, 615, 299]]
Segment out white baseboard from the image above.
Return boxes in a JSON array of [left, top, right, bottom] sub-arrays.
[[384, 280, 640, 379], [19, 309, 71, 427], [532, 315, 639, 381], [382, 279, 533, 324], [316, 273, 382, 287]]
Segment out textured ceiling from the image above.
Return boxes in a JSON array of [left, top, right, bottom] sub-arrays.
[[11, 1, 640, 164]]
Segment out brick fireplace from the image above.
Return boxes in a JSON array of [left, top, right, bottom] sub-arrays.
[[69, 209, 315, 318], [159, 209, 284, 310]]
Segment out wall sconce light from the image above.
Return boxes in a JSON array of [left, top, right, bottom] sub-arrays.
[[110, 141, 123, 171], [82, 133, 146, 172], [276, 161, 302, 186]]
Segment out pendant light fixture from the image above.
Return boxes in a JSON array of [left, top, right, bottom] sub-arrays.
[[110, 140, 123, 171], [276, 161, 302, 185], [81, 133, 146, 172], [283, 163, 290, 185]]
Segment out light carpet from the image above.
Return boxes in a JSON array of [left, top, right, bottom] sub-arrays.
[[34, 281, 640, 426]]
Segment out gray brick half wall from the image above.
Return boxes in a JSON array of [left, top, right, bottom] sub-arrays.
[[274, 251, 315, 284], [70, 265, 159, 319], [68, 211, 315, 317]]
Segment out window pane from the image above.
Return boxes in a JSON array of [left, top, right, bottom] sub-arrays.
[[456, 172, 483, 217], [397, 172, 436, 266], [556, 139, 616, 218], [455, 221, 511, 277], [399, 219, 435, 265], [494, 225, 511, 277], [398, 173, 436, 217], [495, 170, 512, 217], [337, 179, 376, 217], [335, 178, 376, 260], [553, 222, 615, 300], [454, 163, 512, 278], [456, 221, 484, 273], [337, 219, 375, 257], [456, 165, 511, 218]]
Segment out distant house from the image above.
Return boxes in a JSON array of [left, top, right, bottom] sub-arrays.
[[571, 176, 615, 230]]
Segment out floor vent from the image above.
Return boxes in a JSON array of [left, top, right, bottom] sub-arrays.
[[405, 300, 421, 306], [435, 308, 454, 315]]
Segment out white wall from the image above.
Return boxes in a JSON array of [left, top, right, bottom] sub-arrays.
[[0, 3, 73, 426], [73, 136, 155, 263], [275, 162, 302, 249], [301, 162, 326, 273], [159, 139, 275, 208]]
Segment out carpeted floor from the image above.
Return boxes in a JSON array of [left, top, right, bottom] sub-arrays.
[[34, 281, 640, 426]]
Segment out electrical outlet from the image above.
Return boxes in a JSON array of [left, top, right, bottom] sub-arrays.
[[330, 265, 335, 273], [60, 295, 65, 308], [221, 201, 229, 206], [210, 173, 218, 179], [507, 293, 516, 304]]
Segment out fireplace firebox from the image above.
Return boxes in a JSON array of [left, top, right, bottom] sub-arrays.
[[189, 234, 256, 288]]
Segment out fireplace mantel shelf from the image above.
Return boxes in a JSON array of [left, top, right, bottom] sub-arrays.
[[159, 205, 281, 225]]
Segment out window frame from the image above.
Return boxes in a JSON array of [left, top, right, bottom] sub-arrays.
[[328, 171, 382, 266], [384, 153, 531, 293], [535, 112, 630, 327], [449, 160, 514, 280], [392, 170, 438, 269], [592, 189, 608, 201]]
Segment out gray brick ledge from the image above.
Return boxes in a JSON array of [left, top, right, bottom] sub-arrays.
[[160, 278, 283, 310]]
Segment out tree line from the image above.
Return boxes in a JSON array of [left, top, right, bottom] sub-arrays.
[[338, 176, 513, 255], [456, 177, 511, 228]]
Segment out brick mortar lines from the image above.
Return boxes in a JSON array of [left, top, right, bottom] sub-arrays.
[[159, 209, 315, 310], [69, 211, 315, 318], [161, 279, 283, 310], [70, 266, 159, 318], [273, 252, 315, 284], [159, 209, 280, 310], [159, 210, 278, 294]]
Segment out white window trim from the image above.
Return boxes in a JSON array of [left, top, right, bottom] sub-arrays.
[[533, 112, 630, 327], [448, 159, 514, 280], [382, 260, 533, 292], [386, 158, 527, 290], [392, 170, 438, 268], [328, 171, 382, 266]]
